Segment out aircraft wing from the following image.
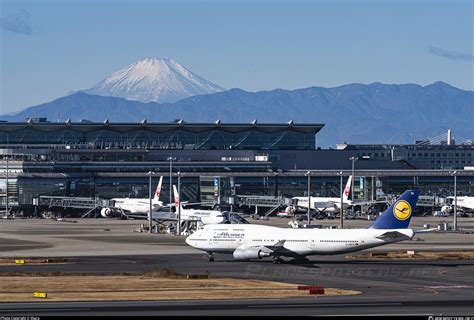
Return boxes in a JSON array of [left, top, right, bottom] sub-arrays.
[[263, 240, 289, 253], [313, 201, 337, 208], [152, 211, 177, 221], [122, 213, 148, 220], [124, 212, 177, 221], [181, 201, 215, 207]]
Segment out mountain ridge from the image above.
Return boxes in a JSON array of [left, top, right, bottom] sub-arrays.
[[1, 81, 472, 147]]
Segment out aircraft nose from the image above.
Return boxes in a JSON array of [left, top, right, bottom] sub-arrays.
[[185, 235, 194, 247]]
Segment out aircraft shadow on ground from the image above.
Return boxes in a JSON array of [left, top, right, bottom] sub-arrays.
[[205, 255, 474, 268]]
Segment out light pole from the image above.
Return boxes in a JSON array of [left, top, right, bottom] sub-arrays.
[[5, 152, 9, 218], [306, 171, 311, 225], [5, 134, 9, 218], [349, 156, 357, 201], [177, 171, 182, 236], [167, 157, 176, 205], [338, 171, 344, 229], [451, 170, 458, 231], [147, 171, 154, 233]]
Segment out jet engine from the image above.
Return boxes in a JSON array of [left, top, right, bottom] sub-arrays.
[[100, 207, 114, 218], [441, 205, 452, 213], [232, 247, 272, 260]]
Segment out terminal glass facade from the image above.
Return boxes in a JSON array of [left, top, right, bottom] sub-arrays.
[[0, 122, 323, 151]]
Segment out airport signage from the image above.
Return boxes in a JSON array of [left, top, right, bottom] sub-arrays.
[[33, 292, 47, 298], [214, 176, 219, 196]]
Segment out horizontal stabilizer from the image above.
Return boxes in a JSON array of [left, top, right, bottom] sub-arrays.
[[375, 231, 411, 241], [314, 201, 337, 208]]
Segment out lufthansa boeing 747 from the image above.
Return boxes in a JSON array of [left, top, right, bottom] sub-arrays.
[[186, 190, 428, 263]]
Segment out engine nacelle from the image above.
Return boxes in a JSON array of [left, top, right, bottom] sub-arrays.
[[233, 247, 272, 260], [100, 207, 114, 218], [441, 205, 452, 213]]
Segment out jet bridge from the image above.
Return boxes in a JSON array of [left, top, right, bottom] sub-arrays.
[[33, 196, 111, 218], [237, 195, 290, 217]]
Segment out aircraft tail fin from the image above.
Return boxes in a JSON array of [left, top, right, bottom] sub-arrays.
[[342, 175, 352, 202], [368, 189, 420, 229], [153, 176, 163, 202], [173, 185, 180, 208]]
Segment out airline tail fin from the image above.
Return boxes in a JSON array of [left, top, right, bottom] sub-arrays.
[[368, 189, 420, 229], [173, 185, 180, 208], [342, 175, 352, 203], [153, 176, 163, 202]]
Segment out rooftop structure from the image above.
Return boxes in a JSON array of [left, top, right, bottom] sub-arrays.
[[0, 120, 324, 151]]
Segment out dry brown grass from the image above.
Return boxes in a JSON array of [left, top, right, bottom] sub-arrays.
[[0, 275, 359, 302], [346, 250, 474, 260]]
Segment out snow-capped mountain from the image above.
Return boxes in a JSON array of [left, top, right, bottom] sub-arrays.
[[78, 57, 224, 103]]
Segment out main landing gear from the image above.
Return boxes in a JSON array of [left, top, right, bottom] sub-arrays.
[[272, 256, 284, 264], [207, 253, 215, 262]]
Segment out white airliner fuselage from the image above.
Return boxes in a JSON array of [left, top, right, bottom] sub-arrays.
[[111, 198, 163, 215], [186, 224, 414, 257], [171, 185, 228, 225], [101, 176, 164, 218], [447, 196, 474, 211], [177, 208, 229, 225], [292, 196, 352, 213], [291, 175, 353, 213], [186, 190, 422, 262]]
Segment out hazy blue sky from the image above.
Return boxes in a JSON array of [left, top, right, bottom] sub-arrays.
[[1, 0, 473, 114]]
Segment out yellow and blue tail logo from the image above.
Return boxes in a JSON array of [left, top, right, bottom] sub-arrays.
[[369, 190, 420, 229]]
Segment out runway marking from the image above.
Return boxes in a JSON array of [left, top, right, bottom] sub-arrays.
[[424, 285, 474, 289], [76, 257, 138, 264], [437, 268, 474, 282], [416, 287, 439, 296], [248, 302, 402, 309]]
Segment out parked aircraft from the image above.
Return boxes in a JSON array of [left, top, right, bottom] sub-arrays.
[[442, 196, 474, 213], [171, 185, 229, 225], [120, 185, 231, 234], [186, 189, 431, 263], [100, 176, 164, 218], [290, 175, 353, 214]]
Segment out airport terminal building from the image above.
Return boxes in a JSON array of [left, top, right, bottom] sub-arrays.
[[1, 119, 473, 215]]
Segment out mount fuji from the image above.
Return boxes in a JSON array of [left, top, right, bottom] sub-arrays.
[[77, 57, 224, 103]]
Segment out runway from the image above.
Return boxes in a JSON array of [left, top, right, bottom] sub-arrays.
[[1, 297, 474, 316], [0, 218, 473, 315], [0, 253, 473, 315]]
